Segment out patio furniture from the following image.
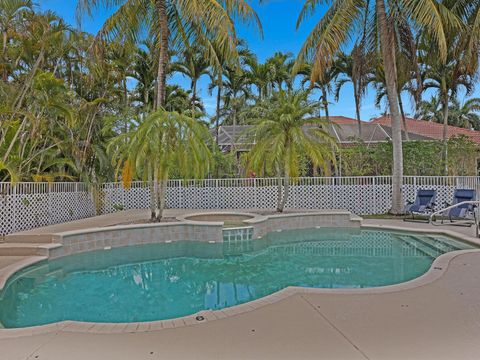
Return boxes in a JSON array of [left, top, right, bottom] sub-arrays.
[[404, 189, 437, 221], [441, 189, 477, 225]]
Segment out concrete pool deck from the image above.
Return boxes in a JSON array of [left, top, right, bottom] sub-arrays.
[[1, 210, 480, 359]]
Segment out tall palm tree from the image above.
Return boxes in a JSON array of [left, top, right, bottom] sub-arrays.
[[295, 0, 458, 214], [266, 51, 295, 91], [131, 40, 156, 111], [245, 55, 275, 100], [115, 109, 213, 220], [245, 90, 337, 212], [77, 0, 262, 111], [207, 40, 253, 144], [421, 40, 474, 174], [334, 48, 373, 135], [298, 63, 338, 123], [374, 59, 416, 141], [172, 45, 210, 117], [0, 0, 33, 81]]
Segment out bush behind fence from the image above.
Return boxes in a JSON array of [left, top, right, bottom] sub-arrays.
[[1, 176, 479, 236]]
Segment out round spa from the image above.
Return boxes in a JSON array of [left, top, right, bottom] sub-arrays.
[[179, 212, 257, 227], [0, 227, 475, 328]]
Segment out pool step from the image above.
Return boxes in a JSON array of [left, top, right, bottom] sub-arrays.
[[396, 235, 440, 259], [423, 235, 471, 251], [410, 235, 461, 254], [4, 234, 55, 244], [0, 243, 62, 256]]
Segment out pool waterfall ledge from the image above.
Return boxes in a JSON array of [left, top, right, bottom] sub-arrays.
[[1, 210, 480, 338]]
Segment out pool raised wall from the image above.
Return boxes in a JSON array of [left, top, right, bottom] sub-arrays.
[[46, 211, 361, 259]]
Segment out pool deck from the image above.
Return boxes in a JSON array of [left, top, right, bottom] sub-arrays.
[[1, 210, 480, 359]]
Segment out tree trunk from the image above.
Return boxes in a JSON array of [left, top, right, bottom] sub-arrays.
[[442, 94, 449, 175], [278, 174, 290, 213], [149, 173, 156, 220], [191, 80, 197, 117], [2, 31, 7, 81], [322, 88, 330, 124], [232, 97, 238, 173], [215, 78, 222, 145], [156, 179, 167, 221], [398, 94, 410, 141], [155, 0, 169, 110], [376, 0, 404, 214], [12, 46, 45, 114], [276, 165, 282, 212], [353, 85, 362, 137]]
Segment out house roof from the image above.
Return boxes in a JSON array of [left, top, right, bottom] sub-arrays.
[[215, 115, 480, 150], [215, 120, 401, 148], [372, 115, 480, 144], [327, 116, 362, 125]]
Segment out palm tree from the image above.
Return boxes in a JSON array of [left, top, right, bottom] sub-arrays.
[[266, 52, 295, 91], [0, 0, 33, 81], [164, 84, 204, 114], [447, 97, 480, 130], [131, 40, 156, 111], [245, 56, 275, 100], [421, 41, 474, 174], [295, 0, 457, 214], [77, 0, 262, 111], [298, 63, 338, 123], [415, 96, 443, 123], [117, 110, 213, 220], [245, 90, 337, 212], [334, 48, 373, 135], [207, 40, 253, 144], [172, 45, 210, 117], [374, 60, 416, 141]]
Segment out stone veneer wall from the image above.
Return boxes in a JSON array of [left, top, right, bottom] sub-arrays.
[[246, 212, 360, 239], [49, 223, 223, 259], [48, 212, 361, 259]]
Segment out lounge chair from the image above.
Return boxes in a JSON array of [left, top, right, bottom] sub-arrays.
[[441, 189, 477, 225], [404, 189, 437, 221]]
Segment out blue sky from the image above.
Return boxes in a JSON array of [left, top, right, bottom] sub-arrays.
[[37, 0, 461, 121]]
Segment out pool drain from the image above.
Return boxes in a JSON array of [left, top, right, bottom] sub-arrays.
[[195, 315, 205, 321]]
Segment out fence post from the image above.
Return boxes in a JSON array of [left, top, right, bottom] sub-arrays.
[[12, 184, 17, 233], [372, 177, 376, 215], [215, 178, 219, 208], [48, 183, 52, 226], [413, 177, 416, 205]]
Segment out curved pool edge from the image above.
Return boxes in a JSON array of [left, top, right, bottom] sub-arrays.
[[0, 210, 360, 292], [0, 220, 479, 338], [1, 248, 479, 338]]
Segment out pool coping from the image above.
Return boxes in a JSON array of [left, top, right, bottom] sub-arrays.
[[0, 219, 479, 338]]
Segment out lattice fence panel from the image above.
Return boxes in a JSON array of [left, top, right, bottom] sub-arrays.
[[2, 177, 479, 236], [123, 186, 150, 210], [100, 185, 124, 214], [0, 195, 15, 235], [0, 183, 96, 235], [49, 191, 95, 225]]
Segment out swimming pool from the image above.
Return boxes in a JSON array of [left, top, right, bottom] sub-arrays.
[[0, 227, 474, 328]]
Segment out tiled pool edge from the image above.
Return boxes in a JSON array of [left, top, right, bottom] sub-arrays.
[[47, 210, 361, 259], [1, 248, 479, 338], [1, 216, 480, 338]]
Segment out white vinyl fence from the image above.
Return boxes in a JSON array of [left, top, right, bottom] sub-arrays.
[[1, 176, 479, 236]]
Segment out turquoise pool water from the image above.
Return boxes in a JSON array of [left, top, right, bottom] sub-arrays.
[[0, 228, 474, 328]]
